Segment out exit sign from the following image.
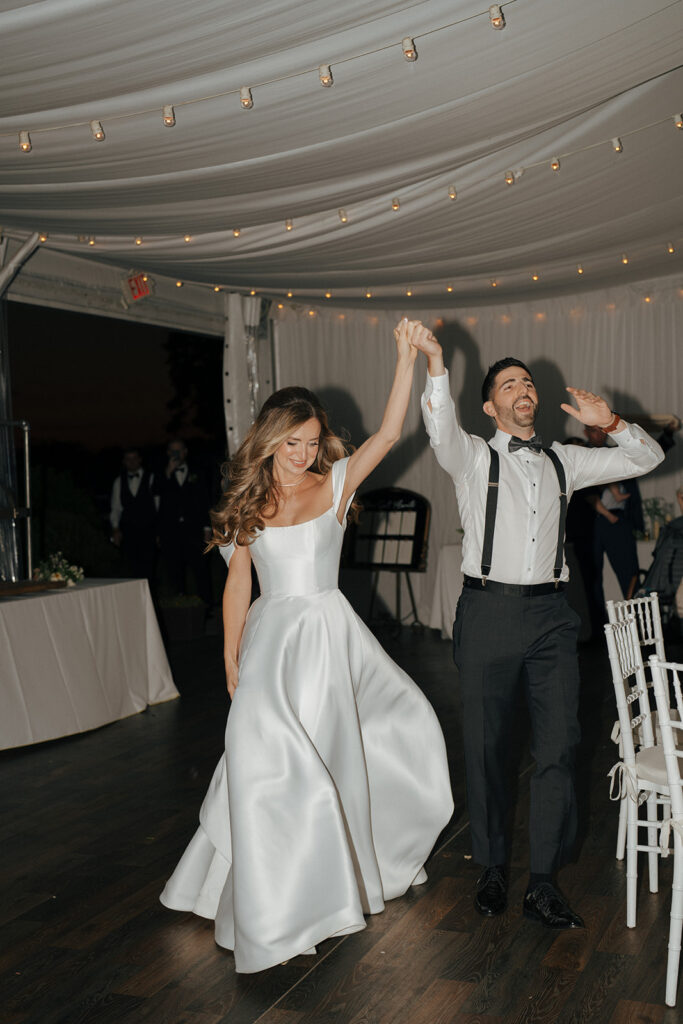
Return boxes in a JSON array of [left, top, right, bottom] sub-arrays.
[[125, 273, 151, 301]]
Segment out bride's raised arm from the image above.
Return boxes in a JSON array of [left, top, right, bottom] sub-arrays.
[[340, 319, 433, 509]]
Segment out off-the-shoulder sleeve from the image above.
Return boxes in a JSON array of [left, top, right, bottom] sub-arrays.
[[332, 456, 354, 519], [218, 540, 236, 568]]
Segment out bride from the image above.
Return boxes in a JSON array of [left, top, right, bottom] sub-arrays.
[[160, 318, 454, 972]]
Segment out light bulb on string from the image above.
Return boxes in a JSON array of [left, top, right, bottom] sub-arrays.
[[162, 105, 175, 127], [184, 234, 192, 243], [446, 285, 453, 293], [214, 286, 221, 292], [19, 131, 31, 152], [406, 288, 413, 297], [90, 120, 105, 141], [489, 5, 505, 29], [88, 236, 95, 246], [365, 290, 372, 298], [286, 291, 293, 298], [550, 157, 560, 172], [667, 242, 675, 254], [325, 291, 331, 299], [391, 197, 400, 211], [338, 209, 348, 224], [491, 279, 498, 288], [176, 280, 183, 288], [319, 65, 333, 87], [402, 37, 417, 61], [621, 253, 629, 265], [532, 273, 539, 282], [612, 137, 623, 153], [232, 228, 241, 237], [674, 114, 683, 130], [135, 237, 143, 246], [577, 265, 584, 275], [448, 185, 457, 200], [250, 290, 256, 296], [240, 87, 253, 109], [39, 232, 48, 242], [285, 218, 293, 231], [504, 170, 515, 185]]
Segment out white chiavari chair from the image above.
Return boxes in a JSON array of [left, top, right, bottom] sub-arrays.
[[649, 656, 683, 1007], [605, 616, 669, 927]]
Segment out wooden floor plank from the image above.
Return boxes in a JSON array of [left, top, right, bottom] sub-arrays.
[[1, 628, 682, 1022]]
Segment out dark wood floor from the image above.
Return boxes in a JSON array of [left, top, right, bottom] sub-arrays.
[[2, 622, 682, 1024]]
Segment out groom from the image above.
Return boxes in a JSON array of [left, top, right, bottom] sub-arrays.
[[412, 333, 663, 928]]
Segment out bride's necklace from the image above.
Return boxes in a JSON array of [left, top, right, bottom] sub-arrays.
[[274, 473, 306, 496]]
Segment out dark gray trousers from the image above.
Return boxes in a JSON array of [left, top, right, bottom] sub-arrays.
[[453, 586, 581, 874]]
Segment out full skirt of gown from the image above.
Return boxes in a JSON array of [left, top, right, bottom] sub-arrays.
[[160, 458, 453, 972]]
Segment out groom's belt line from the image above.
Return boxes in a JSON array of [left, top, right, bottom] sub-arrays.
[[463, 576, 566, 596]]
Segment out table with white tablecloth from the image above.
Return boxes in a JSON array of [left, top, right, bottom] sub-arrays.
[[0, 579, 179, 750], [429, 539, 657, 640]]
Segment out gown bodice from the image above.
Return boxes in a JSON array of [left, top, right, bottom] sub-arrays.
[[249, 506, 344, 597], [220, 457, 351, 599]]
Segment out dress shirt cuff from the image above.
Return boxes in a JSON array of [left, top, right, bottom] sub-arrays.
[[611, 419, 662, 453], [421, 369, 452, 447]]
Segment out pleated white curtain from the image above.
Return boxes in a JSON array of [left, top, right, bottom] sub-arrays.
[[274, 274, 683, 623]]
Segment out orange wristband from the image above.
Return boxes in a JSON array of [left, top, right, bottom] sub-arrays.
[[601, 412, 621, 433]]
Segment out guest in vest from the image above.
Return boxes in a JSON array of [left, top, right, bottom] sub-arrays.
[[412, 334, 664, 929], [110, 447, 158, 583], [156, 438, 212, 605]]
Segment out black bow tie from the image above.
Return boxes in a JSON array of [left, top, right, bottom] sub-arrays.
[[509, 434, 544, 453]]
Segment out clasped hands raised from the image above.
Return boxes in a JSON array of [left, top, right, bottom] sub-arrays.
[[401, 319, 617, 430]]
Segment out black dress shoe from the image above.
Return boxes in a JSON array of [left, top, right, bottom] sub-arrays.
[[523, 882, 584, 929], [474, 866, 507, 917]]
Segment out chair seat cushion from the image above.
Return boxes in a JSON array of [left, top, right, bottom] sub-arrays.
[[636, 745, 668, 787]]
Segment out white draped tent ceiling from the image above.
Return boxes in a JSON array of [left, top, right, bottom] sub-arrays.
[[1, 0, 682, 307]]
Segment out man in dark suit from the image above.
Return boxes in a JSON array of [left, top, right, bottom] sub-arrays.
[[155, 438, 212, 604], [110, 447, 157, 583]]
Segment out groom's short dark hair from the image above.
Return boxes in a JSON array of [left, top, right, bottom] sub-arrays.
[[482, 357, 533, 404]]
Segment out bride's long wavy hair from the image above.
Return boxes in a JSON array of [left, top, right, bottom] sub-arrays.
[[208, 386, 354, 549]]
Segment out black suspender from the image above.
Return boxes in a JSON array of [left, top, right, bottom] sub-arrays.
[[480, 444, 567, 586], [481, 447, 499, 584], [543, 447, 568, 584]]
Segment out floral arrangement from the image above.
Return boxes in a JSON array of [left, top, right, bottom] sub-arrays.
[[33, 552, 84, 587]]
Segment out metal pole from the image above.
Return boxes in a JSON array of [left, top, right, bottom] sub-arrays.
[[0, 233, 41, 299], [22, 420, 31, 578]]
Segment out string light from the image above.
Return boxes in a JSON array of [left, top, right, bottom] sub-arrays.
[[612, 137, 623, 153], [287, 291, 293, 298], [162, 105, 175, 127], [621, 253, 629, 264], [214, 286, 221, 292], [183, 234, 192, 242], [448, 185, 457, 200], [674, 114, 683, 130], [644, 295, 652, 303], [308, 309, 316, 317], [365, 290, 372, 298], [504, 170, 516, 185], [285, 218, 293, 231], [277, 303, 284, 309], [39, 232, 48, 242], [391, 197, 400, 210], [135, 237, 142, 245], [550, 157, 560, 171], [577, 264, 584, 274], [489, 5, 505, 29], [406, 288, 413, 296], [90, 120, 105, 141], [175, 280, 183, 287], [668, 241, 676, 254], [232, 227, 241, 237], [88, 236, 95, 246], [446, 285, 453, 292], [491, 279, 498, 287], [240, 87, 253, 110], [402, 37, 417, 61], [532, 273, 539, 281], [19, 131, 31, 152], [250, 289, 256, 296], [319, 65, 333, 87], [338, 209, 348, 223], [325, 291, 331, 298]]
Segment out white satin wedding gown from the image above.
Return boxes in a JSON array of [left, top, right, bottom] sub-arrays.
[[160, 457, 453, 972]]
